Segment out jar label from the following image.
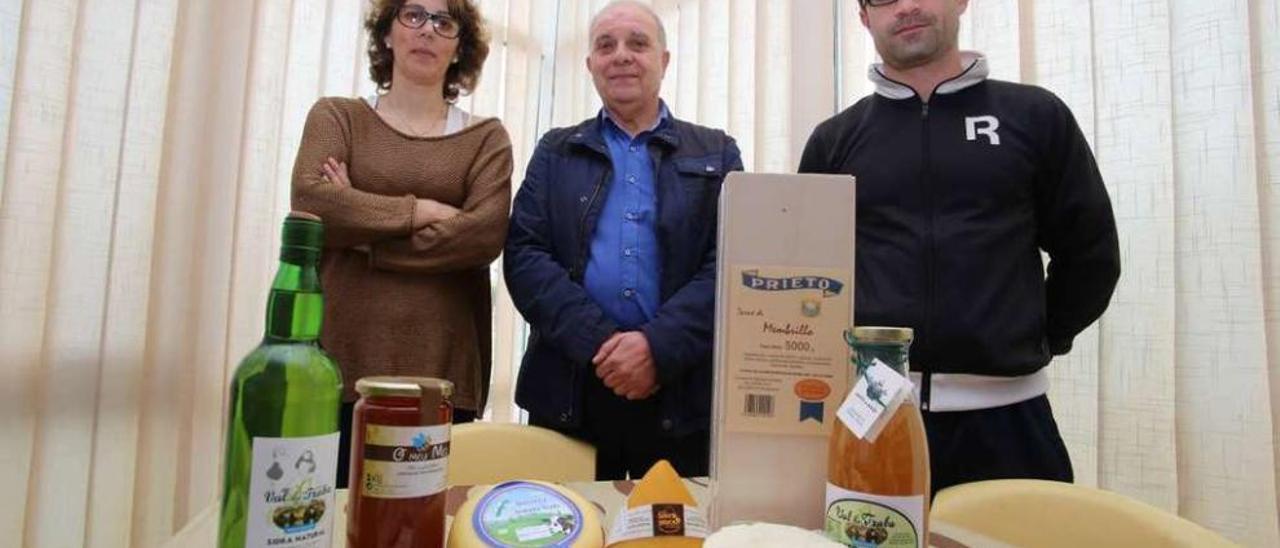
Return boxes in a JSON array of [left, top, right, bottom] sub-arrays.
[[836, 358, 912, 442], [473, 482, 584, 547], [246, 433, 339, 547], [824, 483, 924, 548], [361, 424, 450, 499]]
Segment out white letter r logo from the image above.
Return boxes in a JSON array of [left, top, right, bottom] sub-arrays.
[[965, 115, 1001, 146]]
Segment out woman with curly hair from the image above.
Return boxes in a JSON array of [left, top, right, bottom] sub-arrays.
[[290, 0, 511, 487]]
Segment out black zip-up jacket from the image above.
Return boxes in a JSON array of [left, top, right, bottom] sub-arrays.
[[799, 53, 1120, 386]]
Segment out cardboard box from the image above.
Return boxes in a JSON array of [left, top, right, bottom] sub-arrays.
[[710, 172, 856, 530]]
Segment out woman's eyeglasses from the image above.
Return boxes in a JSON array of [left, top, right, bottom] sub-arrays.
[[396, 6, 461, 39]]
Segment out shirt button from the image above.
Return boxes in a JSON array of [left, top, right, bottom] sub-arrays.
[[579, 196, 588, 203], [627, 175, 636, 183], [630, 145, 638, 152], [622, 288, 635, 298], [661, 419, 673, 430], [623, 248, 634, 257], [626, 211, 639, 220]]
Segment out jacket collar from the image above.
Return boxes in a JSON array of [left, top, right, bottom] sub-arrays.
[[868, 51, 989, 100], [568, 100, 680, 154]]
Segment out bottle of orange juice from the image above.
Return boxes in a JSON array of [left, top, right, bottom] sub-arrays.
[[825, 327, 929, 547]]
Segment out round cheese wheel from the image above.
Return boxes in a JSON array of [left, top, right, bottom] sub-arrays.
[[448, 480, 605, 548], [704, 522, 842, 548]]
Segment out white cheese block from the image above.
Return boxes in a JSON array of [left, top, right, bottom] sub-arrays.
[[704, 522, 842, 548]]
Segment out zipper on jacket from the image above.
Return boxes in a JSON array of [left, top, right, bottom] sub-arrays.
[[875, 68, 979, 412], [573, 168, 610, 281], [564, 354, 579, 424], [649, 146, 669, 297], [568, 167, 608, 421], [919, 100, 934, 412]]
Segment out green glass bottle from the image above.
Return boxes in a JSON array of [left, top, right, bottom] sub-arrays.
[[219, 211, 343, 548]]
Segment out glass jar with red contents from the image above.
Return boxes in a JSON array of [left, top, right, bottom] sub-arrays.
[[347, 376, 453, 548]]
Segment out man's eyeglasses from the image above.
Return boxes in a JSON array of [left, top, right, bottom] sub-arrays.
[[396, 6, 461, 39], [861, 0, 900, 7]]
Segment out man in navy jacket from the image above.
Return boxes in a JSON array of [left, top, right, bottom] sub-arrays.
[[504, 0, 742, 479]]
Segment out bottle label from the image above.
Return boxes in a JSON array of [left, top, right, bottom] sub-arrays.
[[836, 358, 913, 442], [361, 424, 450, 499], [246, 433, 340, 547], [473, 482, 584, 547], [824, 483, 924, 548]]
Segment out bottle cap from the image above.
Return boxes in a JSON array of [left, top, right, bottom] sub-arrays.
[[849, 326, 914, 344], [356, 376, 454, 423], [281, 211, 324, 251], [356, 376, 454, 399]]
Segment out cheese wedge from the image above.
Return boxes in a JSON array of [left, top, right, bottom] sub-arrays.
[[628, 460, 696, 508], [609, 460, 703, 547]]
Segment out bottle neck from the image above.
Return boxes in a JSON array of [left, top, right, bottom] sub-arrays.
[[852, 343, 911, 377], [264, 246, 323, 342]]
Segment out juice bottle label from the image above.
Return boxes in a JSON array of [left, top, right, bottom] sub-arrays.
[[361, 423, 450, 498], [836, 358, 912, 442], [824, 483, 924, 548], [246, 433, 340, 547]]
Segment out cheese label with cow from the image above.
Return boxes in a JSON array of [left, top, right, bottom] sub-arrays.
[[473, 482, 583, 546]]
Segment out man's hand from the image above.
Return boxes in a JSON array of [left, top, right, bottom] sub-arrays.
[[593, 331, 659, 400]]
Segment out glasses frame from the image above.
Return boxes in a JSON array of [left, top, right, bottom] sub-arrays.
[[395, 6, 462, 40]]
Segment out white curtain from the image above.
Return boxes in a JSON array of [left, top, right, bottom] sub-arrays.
[[2, 0, 1277, 546], [855, 0, 1279, 545], [0, 0, 556, 545]]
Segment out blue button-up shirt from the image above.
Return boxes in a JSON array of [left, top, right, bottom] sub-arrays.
[[583, 105, 671, 330]]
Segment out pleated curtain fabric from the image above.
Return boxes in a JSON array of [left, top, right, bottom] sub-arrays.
[[840, 1, 1280, 545], [0, 0, 1277, 546]]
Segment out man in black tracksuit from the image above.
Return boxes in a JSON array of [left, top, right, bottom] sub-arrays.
[[800, 0, 1120, 494]]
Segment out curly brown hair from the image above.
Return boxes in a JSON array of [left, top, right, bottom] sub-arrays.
[[364, 0, 489, 102]]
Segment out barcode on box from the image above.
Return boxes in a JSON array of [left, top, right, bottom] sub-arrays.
[[744, 394, 774, 417]]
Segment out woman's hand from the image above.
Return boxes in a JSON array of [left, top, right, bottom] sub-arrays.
[[323, 156, 458, 229], [413, 198, 461, 228], [321, 157, 351, 186], [320, 157, 373, 253]]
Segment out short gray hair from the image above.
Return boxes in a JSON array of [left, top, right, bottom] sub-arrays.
[[589, 0, 668, 49]]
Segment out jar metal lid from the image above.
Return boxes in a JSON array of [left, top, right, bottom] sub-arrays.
[[849, 326, 914, 344], [356, 376, 454, 399]]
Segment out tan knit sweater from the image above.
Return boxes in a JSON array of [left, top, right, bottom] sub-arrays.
[[290, 97, 513, 411]]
